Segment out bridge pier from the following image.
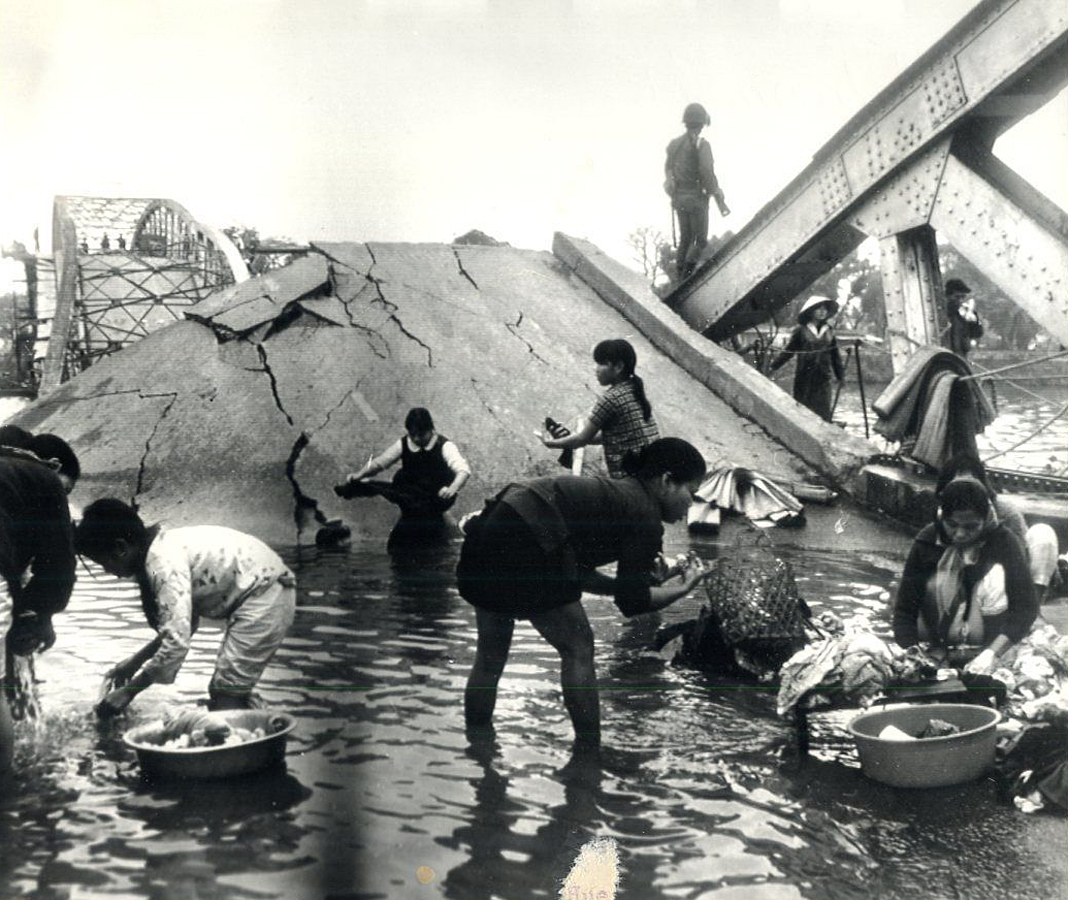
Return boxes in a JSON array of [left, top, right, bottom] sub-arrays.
[[876, 227, 944, 374]]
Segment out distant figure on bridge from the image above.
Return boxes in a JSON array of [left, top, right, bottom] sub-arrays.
[[943, 278, 983, 358], [769, 295, 845, 422], [100, 234, 110, 251], [664, 102, 730, 281], [117, 235, 126, 250]]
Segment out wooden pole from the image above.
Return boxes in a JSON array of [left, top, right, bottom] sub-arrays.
[[855, 340, 870, 439]]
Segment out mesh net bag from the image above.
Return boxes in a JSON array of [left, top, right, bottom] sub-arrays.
[[702, 522, 809, 672]]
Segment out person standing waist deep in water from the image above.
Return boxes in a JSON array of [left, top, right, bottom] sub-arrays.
[[458, 438, 711, 749], [336, 407, 471, 548], [540, 339, 660, 479], [769, 295, 845, 423], [664, 101, 730, 281]]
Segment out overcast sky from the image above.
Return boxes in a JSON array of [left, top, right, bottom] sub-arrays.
[[2, 0, 1065, 274]]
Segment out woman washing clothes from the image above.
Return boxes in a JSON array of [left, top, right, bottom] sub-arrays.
[[458, 438, 709, 748], [893, 479, 1038, 675]]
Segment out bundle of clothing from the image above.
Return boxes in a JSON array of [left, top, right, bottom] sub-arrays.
[[991, 624, 1068, 712], [985, 624, 1068, 814], [775, 614, 904, 715], [689, 466, 805, 530], [873, 346, 995, 469]]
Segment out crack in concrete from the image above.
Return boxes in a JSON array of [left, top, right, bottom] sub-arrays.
[[132, 391, 178, 508], [28, 387, 149, 409], [322, 263, 392, 359], [469, 378, 505, 427], [362, 246, 433, 367], [453, 248, 479, 290], [312, 386, 358, 437], [284, 431, 327, 540], [505, 311, 547, 364], [256, 343, 294, 426]]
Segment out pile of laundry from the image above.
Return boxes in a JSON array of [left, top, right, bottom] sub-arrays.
[[992, 623, 1068, 712], [995, 631, 1068, 816], [872, 346, 995, 469], [689, 466, 805, 530], [776, 614, 905, 716]]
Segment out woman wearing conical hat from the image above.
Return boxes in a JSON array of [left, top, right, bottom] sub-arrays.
[[769, 295, 845, 422]]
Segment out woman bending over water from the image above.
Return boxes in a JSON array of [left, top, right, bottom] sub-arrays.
[[458, 438, 710, 747]]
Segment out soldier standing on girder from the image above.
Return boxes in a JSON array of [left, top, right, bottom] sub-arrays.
[[664, 102, 730, 281]]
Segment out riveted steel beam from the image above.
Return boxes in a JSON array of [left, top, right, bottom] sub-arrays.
[[668, 0, 1068, 340], [40, 197, 79, 395], [930, 152, 1068, 345], [849, 140, 952, 240], [877, 227, 944, 374]]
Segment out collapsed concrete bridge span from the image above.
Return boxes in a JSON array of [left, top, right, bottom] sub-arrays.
[[13, 240, 865, 544]]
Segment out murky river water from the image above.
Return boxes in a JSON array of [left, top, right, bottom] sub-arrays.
[[2, 522, 1065, 900]]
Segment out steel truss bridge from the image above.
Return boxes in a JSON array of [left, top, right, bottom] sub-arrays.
[[667, 0, 1068, 375], [37, 195, 249, 393]]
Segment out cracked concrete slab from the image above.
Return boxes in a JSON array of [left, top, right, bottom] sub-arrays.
[[10, 240, 822, 545], [187, 254, 330, 336]]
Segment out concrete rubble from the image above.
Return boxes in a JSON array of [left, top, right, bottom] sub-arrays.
[[12, 239, 848, 545]]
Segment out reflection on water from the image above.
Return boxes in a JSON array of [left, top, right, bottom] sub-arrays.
[[2, 530, 1064, 899]]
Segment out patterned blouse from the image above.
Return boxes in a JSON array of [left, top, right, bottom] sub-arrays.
[[140, 526, 293, 683], [588, 382, 660, 478]]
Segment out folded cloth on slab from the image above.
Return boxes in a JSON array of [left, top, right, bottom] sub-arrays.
[[692, 467, 803, 528], [911, 370, 956, 468], [873, 345, 994, 448]]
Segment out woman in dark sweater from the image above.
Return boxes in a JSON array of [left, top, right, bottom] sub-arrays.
[[893, 479, 1037, 675], [458, 438, 709, 748]]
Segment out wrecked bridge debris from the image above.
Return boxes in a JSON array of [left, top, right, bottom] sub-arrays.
[[10, 241, 819, 544]]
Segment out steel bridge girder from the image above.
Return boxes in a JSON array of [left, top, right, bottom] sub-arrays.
[[931, 153, 1068, 345]]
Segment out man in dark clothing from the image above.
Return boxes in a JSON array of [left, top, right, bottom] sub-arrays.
[[0, 453, 77, 775], [665, 102, 730, 281], [944, 278, 983, 358]]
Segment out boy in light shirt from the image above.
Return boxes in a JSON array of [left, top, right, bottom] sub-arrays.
[[74, 499, 295, 714]]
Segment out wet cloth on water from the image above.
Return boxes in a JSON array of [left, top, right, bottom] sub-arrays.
[[690, 467, 804, 528], [139, 526, 295, 685], [341, 433, 468, 515], [776, 624, 897, 716], [588, 382, 660, 478], [457, 475, 663, 618]]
